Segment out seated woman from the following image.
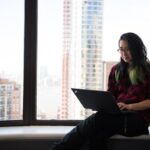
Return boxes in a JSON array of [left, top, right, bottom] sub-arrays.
[[51, 32, 150, 150]]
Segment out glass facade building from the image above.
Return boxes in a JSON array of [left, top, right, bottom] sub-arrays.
[[59, 0, 104, 119]]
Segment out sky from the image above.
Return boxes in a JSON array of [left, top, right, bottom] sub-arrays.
[[0, 0, 24, 78], [103, 0, 150, 61]]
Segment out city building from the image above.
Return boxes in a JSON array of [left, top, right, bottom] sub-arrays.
[[103, 61, 118, 90], [0, 78, 21, 120], [59, 0, 104, 119]]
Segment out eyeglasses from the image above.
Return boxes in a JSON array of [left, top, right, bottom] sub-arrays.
[[117, 48, 130, 53]]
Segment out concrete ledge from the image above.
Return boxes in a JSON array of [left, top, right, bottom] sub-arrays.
[[0, 126, 73, 140], [0, 126, 150, 141], [0, 126, 150, 150]]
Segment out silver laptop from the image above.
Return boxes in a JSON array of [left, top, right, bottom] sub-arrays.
[[71, 88, 133, 114]]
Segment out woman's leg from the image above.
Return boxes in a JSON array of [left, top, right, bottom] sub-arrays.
[[122, 113, 149, 136], [51, 112, 125, 150], [88, 112, 124, 150], [88, 112, 149, 150]]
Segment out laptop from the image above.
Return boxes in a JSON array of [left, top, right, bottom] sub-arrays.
[[71, 88, 133, 114]]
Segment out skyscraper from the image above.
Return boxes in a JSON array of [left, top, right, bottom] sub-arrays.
[[58, 0, 72, 119], [0, 78, 21, 120], [59, 0, 104, 119], [103, 61, 118, 90]]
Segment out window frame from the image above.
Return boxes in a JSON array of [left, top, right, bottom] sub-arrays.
[[0, 0, 80, 126]]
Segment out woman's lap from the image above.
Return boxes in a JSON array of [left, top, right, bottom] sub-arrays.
[[51, 111, 148, 150]]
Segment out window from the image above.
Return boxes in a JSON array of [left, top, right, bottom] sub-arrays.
[[0, 0, 38, 126], [0, 0, 24, 121], [0, 0, 150, 126], [37, 0, 150, 122]]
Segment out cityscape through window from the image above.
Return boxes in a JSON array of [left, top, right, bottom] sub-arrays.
[[0, 0, 24, 121], [37, 0, 150, 120], [0, 0, 150, 122]]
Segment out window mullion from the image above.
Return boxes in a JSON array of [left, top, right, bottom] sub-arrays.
[[23, 0, 37, 125]]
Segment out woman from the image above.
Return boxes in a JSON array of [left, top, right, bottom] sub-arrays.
[[51, 32, 150, 150]]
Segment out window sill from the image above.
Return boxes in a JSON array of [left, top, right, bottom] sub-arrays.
[[0, 126, 150, 141], [0, 126, 74, 140]]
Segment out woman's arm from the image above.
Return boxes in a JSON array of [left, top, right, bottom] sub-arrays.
[[118, 100, 150, 111]]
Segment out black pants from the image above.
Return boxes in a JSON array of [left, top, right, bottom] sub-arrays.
[[51, 111, 149, 150]]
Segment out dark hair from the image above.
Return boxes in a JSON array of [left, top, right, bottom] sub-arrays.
[[119, 32, 148, 66], [116, 32, 150, 84]]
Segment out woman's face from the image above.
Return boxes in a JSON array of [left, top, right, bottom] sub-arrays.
[[119, 40, 132, 64]]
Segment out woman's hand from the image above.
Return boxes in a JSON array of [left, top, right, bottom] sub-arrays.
[[117, 102, 131, 110], [117, 100, 150, 111]]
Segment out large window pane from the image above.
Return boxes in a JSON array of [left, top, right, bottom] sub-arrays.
[[37, 0, 63, 120], [0, 0, 24, 120], [37, 0, 150, 120], [37, 0, 103, 120]]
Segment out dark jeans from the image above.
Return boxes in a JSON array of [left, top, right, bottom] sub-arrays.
[[50, 111, 149, 150]]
